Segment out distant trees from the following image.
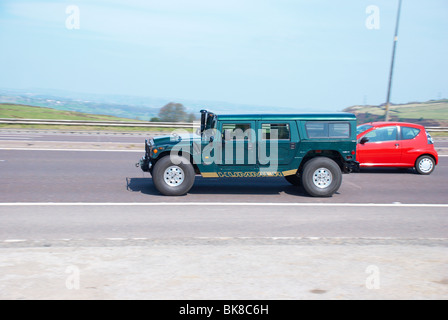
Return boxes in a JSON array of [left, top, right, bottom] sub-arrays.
[[154, 102, 196, 122]]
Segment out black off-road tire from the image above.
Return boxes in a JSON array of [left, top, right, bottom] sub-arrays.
[[152, 155, 196, 196], [301, 157, 342, 197]]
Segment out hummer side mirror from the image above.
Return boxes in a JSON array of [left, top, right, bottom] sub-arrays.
[[360, 137, 369, 145]]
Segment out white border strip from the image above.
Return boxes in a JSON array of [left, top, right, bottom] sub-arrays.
[[0, 202, 447, 208]]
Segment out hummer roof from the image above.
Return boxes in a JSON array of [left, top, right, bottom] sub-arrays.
[[216, 113, 356, 121]]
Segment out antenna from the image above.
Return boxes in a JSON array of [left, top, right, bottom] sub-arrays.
[[384, 0, 403, 121]]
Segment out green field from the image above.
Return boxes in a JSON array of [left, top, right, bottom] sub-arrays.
[[0, 104, 143, 122], [0, 104, 177, 132], [344, 99, 448, 126]]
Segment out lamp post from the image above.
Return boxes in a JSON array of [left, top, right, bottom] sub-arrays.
[[384, 0, 403, 122]]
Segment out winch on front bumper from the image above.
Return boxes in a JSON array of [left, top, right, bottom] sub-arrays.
[[135, 139, 153, 172]]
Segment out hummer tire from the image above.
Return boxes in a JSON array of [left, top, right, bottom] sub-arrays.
[[152, 155, 195, 196], [301, 157, 342, 197]]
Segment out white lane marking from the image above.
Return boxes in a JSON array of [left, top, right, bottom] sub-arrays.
[[191, 236, 448, 241], [3, 236, 448, 244], [0, 202, 447, 208], [0, 134, 43, 136], [0, 135, 35, 137], [0, 148, 141, 153]]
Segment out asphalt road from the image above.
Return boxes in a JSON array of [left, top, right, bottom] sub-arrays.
[[0, 149, 447, 241]]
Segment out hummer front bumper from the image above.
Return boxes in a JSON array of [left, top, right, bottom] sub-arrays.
[[135, 139, 153, 172], [136, 156, 152, 172]]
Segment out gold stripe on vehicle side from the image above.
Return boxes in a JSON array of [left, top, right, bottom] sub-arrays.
[[201, 172, 219, 178], [282, 169, 297, 176]]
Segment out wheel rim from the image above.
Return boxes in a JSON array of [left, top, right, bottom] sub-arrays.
[[312, 168, 333, 189], [419, 158, 433, 173], [164, 166, 185, 187]]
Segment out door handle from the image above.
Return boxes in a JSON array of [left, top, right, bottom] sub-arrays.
[[395, 143, 400, 148]]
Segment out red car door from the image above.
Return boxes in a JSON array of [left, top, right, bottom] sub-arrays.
[[358, 126, 401, 166], [399, 125, 423, 166]]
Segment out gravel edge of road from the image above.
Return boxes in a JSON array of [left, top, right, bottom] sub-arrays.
[[1, 237, 448, 249], [1, 240, 448, 300]]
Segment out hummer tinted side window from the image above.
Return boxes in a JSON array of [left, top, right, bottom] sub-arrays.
[[306, 122, 350, 138], [222, 123, 251, 141], [261, 123, 290, 140]]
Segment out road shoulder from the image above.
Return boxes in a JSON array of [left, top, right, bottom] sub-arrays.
[[1, 238, 447, 300]]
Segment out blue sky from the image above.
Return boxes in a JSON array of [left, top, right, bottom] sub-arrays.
[[0, 0, 447, 112]]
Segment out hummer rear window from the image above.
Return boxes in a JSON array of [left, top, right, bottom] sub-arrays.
[[306, 122, 350, 139], [261, 123, 290, 140], [222, 123, 252, 141]]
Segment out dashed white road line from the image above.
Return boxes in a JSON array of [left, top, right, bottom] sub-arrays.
[[2, 236, 448, 244], [3, 239, 27, 243]]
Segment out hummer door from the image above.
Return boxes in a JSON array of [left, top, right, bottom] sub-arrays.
[[258, 121, 297, 167], [218, 121, 257, 168]]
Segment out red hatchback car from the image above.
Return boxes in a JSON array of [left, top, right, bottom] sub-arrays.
[[356, 122, 439, 174]]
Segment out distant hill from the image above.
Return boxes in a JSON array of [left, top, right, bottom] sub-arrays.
[[343, 99, 448, 126], [2, 88, 447, 126], [0, 88, 300, 121], [0, 89, 160, 121], [0, 103, 143, 122], [0, 104, 177, 132]]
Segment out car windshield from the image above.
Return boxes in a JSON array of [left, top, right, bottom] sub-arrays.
[[357, 124, 373, 135]]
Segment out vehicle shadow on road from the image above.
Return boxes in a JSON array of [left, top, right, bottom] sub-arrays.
[[126, 177, 163, 196], [126, 177, 311, 197], [358, 168, 416, 174], [192, 177, 311, 196]]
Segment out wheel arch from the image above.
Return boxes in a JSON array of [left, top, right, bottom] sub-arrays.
[[416, 153, 438, 166], [299, 150, 346, 173], [153, 150, 201, 174]]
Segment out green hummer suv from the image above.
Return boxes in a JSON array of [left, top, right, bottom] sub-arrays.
[[138, 110, 359, 197]]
